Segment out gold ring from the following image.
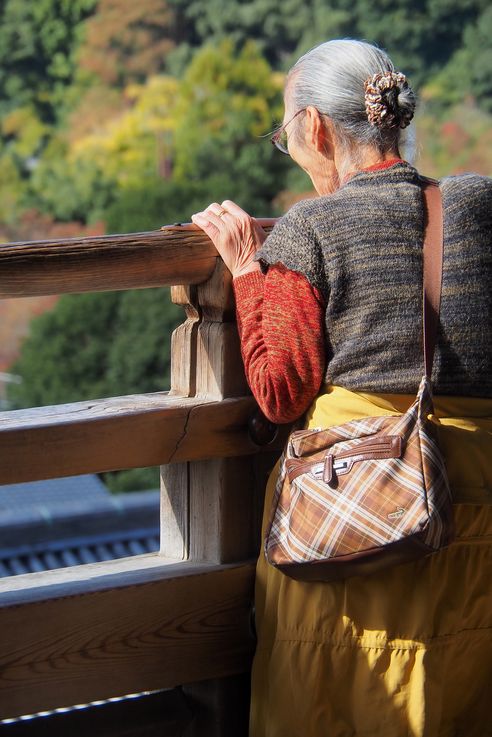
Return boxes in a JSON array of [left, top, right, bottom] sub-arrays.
[[217, 209, 227, 218]]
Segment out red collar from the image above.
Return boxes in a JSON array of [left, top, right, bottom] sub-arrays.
[[341, 158, 404, 185], [362, 157, 404, 172]]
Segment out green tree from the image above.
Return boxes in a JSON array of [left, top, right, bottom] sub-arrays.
[[0, 146, 27, 224], [172, 40, 293, 213], [8, 291, 121, 408], [352, 0, 489, 87], [105, 178, 212, 233], [7, 288, 181, 409], [0, 0, 97, 122], [426, 6, 492, 112], [106, 288, 182, 396], [170, 0, 304, 68], [465, 7, 492, 112], [169, 0, 354, 70], [27, 138, 115, 223], [0, 0, 99, 224], [170, 0, 490, 98], [104, 466, 160, 492], [27, 74, 179, 223], [31, 41, 294, 227]]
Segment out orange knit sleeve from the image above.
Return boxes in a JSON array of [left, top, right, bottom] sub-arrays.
[[232, 263, 326, 424]]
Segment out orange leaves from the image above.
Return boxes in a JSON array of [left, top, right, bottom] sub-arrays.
[[77, 0, 176, 87]]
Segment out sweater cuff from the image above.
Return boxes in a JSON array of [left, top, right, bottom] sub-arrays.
[[232, 270, 266, 301]]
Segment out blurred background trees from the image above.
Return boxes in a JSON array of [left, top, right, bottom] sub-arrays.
[[2, 0, 489, 237], [1, 0, 491, 489]]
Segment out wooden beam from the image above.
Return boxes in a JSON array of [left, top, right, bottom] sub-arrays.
[[0, 392, 283, 485], [0, 220, 276, 298], [0, 560, 256, 720]]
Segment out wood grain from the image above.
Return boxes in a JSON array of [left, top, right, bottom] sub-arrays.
[[0, 561, 255, 720], [0, 392, 285, 485], [189, 458, 261, 563], [160, 463, 189, 560], [0, 220, 277, 298], [195, 259, 249, 400], [169, 284, 201, 397]]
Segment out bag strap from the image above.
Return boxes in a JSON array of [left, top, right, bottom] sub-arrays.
[[420, 176, 444, 379]]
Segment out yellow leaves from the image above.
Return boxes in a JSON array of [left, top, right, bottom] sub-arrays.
[[271, 71, 286, 93], [132, 76, 179, 129], [70, 74, 178, 187], [47, 40, 284, 191], [171, 39, 284, 178], [2, 109, 30, 137], [1, 107, 49, 159]]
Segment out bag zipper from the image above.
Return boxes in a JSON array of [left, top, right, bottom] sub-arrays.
[[286, 434, 402, 485]]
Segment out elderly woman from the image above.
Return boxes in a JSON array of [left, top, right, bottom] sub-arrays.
[[192, 39, 492, 737]]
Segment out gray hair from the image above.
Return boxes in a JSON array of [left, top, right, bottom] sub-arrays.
[[287, 39, 416, 163]]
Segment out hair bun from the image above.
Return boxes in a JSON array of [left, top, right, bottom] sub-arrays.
[[364, 71, 415, 129]]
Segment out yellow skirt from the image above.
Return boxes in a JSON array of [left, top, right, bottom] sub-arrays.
[[249, 386, 492, 737]]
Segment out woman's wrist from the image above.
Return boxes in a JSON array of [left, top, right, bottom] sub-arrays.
[[232, 261, 262, 279]]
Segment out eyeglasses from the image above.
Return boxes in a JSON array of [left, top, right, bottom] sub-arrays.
[[271, 109, 306, 155]]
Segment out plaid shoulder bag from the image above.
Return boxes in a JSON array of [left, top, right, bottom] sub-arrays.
[[264, 177, 455, 582]]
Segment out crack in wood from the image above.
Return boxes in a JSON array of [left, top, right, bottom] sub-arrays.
[[168, 406, 194, 464]]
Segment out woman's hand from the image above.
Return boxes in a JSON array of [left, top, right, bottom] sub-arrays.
[[191, 200, 266, 278]]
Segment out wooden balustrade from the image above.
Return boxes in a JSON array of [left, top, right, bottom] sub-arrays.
[[0, 222, 283, 734], [0, 220, 276, 298]]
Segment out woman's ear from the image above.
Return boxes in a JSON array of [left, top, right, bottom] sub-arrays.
[[304, 106, 334, 157]]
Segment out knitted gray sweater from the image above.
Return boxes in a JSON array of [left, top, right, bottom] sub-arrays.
[[256, 162, 492, 396]]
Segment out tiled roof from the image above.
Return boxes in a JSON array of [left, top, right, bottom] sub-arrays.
[[0, 527, 159, 577], [0, 475, 160, 578]]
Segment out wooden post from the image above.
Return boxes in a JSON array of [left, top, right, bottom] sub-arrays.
[[160, 259, 266, 736], [161, 261, 264, 563], [188, 261, 259, 564], [160, 284, 201, 560]]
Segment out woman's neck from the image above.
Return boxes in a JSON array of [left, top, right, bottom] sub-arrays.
[[336, 147, 403, 185]]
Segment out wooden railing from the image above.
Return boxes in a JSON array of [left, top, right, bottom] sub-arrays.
[[0, 223, 282, 735]]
